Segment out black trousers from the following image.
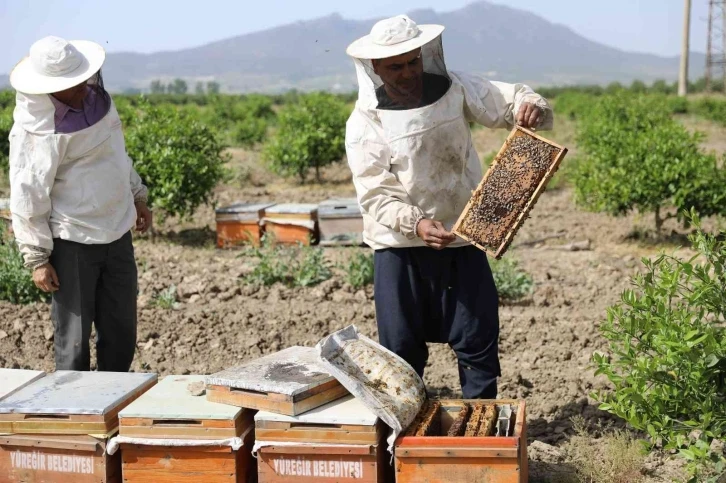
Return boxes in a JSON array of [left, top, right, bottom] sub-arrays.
[[373, 245, 500, 398], [49, 231, 138, 371]]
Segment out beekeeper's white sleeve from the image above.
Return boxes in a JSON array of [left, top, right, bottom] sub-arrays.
[[451, 71, 554, 131], [9, 128, 62, 269], [345, 112, 424, 240], [129, 160, 148, 204]]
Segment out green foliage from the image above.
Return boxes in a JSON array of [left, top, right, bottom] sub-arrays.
[[152, 284, 178, 309], [208, 94, 275, 147], [0, 228, 48, 305], [572, 93, 726, 231], [244, 236, 332, 288], [123, 99, 228, 219], [592, 211, 726, 480], [346, 252, 374, 289], [692, 97, 726, 126], [263, 92, 349, 183], [0, 105, 13, 176], [490, 256, 533, 301], [0, 90, 15, 109]]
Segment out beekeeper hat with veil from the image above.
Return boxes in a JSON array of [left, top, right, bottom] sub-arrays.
[[345, 15, 450, 111]]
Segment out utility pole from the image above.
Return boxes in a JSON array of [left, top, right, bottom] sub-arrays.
[[706, 0, 726, 93], [679, 0, 692, 97]]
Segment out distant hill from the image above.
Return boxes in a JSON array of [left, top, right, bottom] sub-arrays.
[[2, 2, 705, 93]]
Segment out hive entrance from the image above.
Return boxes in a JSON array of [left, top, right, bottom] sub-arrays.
[[454, 126, 567, 258], [405, 401, 518, 437]]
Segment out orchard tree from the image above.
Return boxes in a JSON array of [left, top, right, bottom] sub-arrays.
[[262, 92, 349, 183]]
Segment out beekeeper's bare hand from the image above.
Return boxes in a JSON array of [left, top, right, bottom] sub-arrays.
[[417, 219, 456, 250], [33, 263, 60, 293], [135, 201, 153, 233], [517, 102, 542, 129]]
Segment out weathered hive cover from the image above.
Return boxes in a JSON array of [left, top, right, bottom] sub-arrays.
[[207, 346, 334, 396], [0, 369, 45, 401], [120, 375, 241, 421], [255, 394, 377, 426], [215, 202, 276, 221], [0, 371, 157, 415], [265, 203, 318, 218], [453, 126, 567, 258], [318, 199, 362, 219]]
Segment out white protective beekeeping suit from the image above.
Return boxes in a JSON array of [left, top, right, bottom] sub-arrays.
[[9, 90, 146, 268], [345, 15, 553, 250]]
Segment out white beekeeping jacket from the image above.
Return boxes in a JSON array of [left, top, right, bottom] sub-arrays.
[[345, 35, 553, 250], [9, 91, 146, 267]]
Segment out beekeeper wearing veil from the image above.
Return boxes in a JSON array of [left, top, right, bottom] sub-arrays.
[[345, 15, 554, 398], [8, 36, 152, 372]]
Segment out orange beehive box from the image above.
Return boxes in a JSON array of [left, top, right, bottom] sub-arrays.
[[255, 395, 391, 483], [117, 375, 256, 483], [263, 204, 318, 246], [0, 371, 157, 483], [0, 434, 121, 483], [394, 399, 527, 483], [216, 202, 276, 248]]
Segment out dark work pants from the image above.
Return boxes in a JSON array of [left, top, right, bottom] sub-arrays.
[[374, 246, 501, 399], [50, 231, 138, 372]]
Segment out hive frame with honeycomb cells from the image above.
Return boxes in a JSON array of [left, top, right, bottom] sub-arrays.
[[453, 125, 568, 259]]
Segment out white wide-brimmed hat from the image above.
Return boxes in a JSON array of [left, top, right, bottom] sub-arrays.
[[346, 15, 445, 60], [10, 36, 106, 95]]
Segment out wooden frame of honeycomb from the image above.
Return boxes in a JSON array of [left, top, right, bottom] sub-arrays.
[[453, 126, 568, 259]]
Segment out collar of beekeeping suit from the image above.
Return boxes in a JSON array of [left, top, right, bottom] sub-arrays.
[[346, 15, 449, 111]]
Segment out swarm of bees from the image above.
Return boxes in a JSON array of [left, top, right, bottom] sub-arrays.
[[455, 129, 565, 257]]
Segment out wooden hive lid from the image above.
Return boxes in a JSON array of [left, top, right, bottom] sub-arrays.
[[0, 371, 157, 416], [215, 202, 276, 215], [265, 203, 318, 215], [255, 394, 377, 426], [0, 369, 45, 401], [119, 375, 243, 421], [206, 346, 335, 397], [318, 198, 362, 219]]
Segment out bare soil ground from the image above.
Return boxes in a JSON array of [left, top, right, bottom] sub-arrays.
[[2, 117, 725, 482]]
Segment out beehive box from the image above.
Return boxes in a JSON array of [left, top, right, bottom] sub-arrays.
[[453, 126, 567, 258], [118, 375, 256, 483], [216, 202, 276, 248], [394, 399, 527, 483], [0, 369, 45, 401], [0, 371, 157, 483], [317, 198, 364, 246], [263, 204, 318, 246], [206, 346, 348, 416], [255, 395, 391, 482]]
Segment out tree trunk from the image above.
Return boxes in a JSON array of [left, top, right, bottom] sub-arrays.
[[655, 206, 664, 233]]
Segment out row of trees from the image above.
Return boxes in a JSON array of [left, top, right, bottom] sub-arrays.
[[149, 79, 220, 95]]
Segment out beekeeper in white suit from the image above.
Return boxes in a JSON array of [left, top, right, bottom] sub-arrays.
[[345, 15, 553, 398], [8, 36, 151, 372]]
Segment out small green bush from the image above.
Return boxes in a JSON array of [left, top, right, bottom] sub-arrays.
[[244, 237, 332, 288], [0, 106, 13, 176], [152, 284, 178, 309], [593, 211, 726, 480], [490, 256, 533, 301], [0, 228, 48, 305], [346, 252, 374, 289], [123, 99, 229, 219], [263, 92, 349, 183], [572, 93, 726, 231]]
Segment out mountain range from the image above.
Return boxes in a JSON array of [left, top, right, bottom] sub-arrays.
[[1, 2, 705, 93]]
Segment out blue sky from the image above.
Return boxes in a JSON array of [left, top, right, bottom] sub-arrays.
[[0, 0, 710, 73]]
